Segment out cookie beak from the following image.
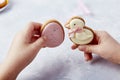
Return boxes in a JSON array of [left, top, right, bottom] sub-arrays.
[[65, 24, 70, 29]]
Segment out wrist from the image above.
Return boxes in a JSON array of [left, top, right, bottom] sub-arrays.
[[116, 44, 120, 64], [110, 44, 120, 64], [0, 59, 21, 80]]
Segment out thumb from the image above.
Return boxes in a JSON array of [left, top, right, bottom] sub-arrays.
[[32, 36, 46, 49], [78, 45, 99, 54]]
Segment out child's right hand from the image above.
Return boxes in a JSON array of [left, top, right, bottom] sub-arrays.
[[0, 22, 46, 80], [72, 30, 120, 64]]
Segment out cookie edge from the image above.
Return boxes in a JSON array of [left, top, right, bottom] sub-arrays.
[[41, 19, 65, 47], [70, 26, 95, 45], [65, 16, 85, 29], [0, 0, 8, 8]]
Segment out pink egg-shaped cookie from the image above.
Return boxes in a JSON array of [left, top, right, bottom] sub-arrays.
[[41, 20, 65, 48]]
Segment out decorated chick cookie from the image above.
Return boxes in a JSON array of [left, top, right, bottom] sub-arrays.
[[41, 20, 65, 48], [0, 0, 8, 11], [65, 16, 94, 45]]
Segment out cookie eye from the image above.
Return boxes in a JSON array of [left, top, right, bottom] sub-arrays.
[[74, 24, 76, 26], [70, 19, 85, 29]]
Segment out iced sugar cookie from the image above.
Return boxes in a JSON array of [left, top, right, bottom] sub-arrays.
[[41, 20, 65, 48], [0, 0, 8, 11], [65, 16, 94, 45]]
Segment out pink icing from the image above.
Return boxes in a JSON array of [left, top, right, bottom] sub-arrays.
[[69, 27, 83, 38], [41, 22, 64, 47]]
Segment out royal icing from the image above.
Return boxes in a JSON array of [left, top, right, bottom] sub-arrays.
[[70, 29, 94, 44], [69, 19, 85, 29], [41, 22, 64, 47], [66, 17, 94, 45]]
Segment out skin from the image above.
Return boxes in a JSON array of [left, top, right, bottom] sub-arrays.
[[72, 30, 120, 64], [0, 23, 120, 80], [0, 22, 46, 80], [66, 17, 94, 61]]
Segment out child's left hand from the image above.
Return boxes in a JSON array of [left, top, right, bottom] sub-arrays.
[[0, 22, 46, 80]]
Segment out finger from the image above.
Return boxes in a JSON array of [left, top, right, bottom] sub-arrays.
[[71, 44, 79, 50], [22, 22, 42, 43], [33, 30, 41, 37], [26, 22, 42, 31], [78, 45, 99, 54], [32, 36, 46, 48], [24, 22, 42, 37], [33, 30, 41, 34], [84, 52, 93, 61], [90, 30, 100, 45], [93, 30, 103, 41], [31, 36, 40, 43], [93, 30, 101, 35], [90, 34, 98, 45]]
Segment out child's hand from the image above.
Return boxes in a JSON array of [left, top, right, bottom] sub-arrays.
[[0, 22, 46, 80], [72, 30, 120, 64]]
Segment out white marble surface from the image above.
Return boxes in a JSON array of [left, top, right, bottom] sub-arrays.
[[0, 0, 120, 80]]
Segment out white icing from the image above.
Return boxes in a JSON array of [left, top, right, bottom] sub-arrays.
[[69, 19, 85, 29], [70, 29, 94, 44]]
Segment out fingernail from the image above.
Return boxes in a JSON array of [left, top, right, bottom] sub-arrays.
[[42, 46, 46, 48], [85, 58, 92, 62], [71, 46, 76, 50], [85, 58, 89, 61]]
